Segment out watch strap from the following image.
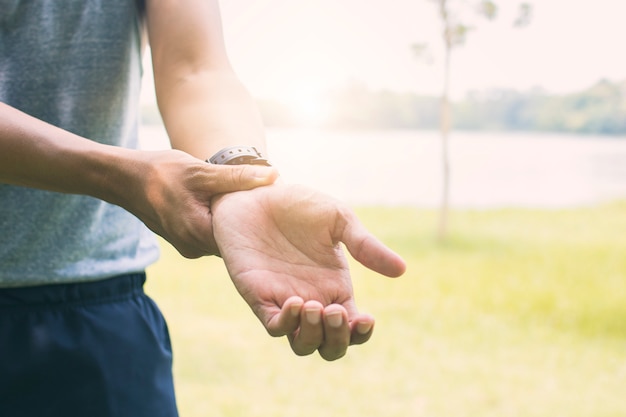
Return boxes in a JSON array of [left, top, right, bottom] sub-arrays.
[[207, 146, 271, 166]]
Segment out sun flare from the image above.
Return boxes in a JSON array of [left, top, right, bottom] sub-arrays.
[[284, 85, 331, 127]]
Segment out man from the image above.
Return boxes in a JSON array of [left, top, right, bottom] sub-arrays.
[[0, 1, 406, 416]]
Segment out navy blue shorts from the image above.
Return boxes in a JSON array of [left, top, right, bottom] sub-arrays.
[[0, 273, 179, 417]]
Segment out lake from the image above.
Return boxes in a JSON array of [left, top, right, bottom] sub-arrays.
[[139, 126, 626, 208]]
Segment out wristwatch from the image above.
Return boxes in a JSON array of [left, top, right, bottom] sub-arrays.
[[207, 146, 271, 166]]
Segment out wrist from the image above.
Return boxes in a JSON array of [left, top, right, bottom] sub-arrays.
[[81, 144, 151, 211]]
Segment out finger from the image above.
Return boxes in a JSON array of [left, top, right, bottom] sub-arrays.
[[341, 215, 407, 278], [288, 300, 324, 356], [265, 296, 303, 337], [318, 305, 350, 361], [348, 313, 375, 346], [207, 164, 279, 194]]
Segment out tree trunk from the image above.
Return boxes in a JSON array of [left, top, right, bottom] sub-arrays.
[[438, 16, 452, 242]]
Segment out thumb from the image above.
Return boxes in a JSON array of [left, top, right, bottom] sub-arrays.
[[207, 164, 279, 194], [340, 215, 406, 278]]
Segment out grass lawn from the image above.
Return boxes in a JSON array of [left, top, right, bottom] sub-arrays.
[[145, 201, 626, 417]]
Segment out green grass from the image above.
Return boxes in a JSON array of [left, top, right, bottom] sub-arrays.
[[145, 201, 626, 417]]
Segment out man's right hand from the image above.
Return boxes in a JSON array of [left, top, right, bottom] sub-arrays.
[[0, 103, 275, 259], [128, 149, 278, 258]]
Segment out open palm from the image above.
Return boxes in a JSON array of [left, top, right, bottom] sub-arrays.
[[211, 183, 405, 360]]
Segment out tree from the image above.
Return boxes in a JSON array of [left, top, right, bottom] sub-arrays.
[[414, 0, 531, 241]]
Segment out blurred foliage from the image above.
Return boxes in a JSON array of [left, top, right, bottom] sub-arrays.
[[514, 2, 533, 27], [455, 79, 626, 134], [140, 78, 626, 135], [477, 0, 498, 20], [248, 79, 626, 135]]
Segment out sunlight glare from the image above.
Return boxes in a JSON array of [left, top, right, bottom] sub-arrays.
[[284, 84, 330, 127]]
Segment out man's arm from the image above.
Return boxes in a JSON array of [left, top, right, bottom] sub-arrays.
[[144, 0, 407, 360], [0, 104, 277, 258], [146, 0, 266, 160]]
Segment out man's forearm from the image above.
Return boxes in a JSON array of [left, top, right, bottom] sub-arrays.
[[154, 69, 268, 161], [145, 0, 268, 162], [0, 102, 146, 207]]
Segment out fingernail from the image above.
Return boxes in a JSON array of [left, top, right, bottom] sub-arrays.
[[305, 308, 321, 325], [250, 166, 275, 180], [326, 311, 343, 328], [356, 321, 373, 335], [290, 303, 302, 317]]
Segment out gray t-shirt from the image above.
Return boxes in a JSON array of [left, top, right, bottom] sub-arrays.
[[0, 0, 160, 286]]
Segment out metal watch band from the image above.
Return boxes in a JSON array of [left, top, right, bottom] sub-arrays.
[[207, 146, 271, 166]]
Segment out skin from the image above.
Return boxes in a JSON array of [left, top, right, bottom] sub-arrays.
[[212, 184, 406, 360], [0, 0, 406, 361]]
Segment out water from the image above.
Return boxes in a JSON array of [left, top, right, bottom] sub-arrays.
[[139, 126, 626, 208]]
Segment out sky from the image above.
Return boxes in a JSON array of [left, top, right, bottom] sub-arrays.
[[142, 0, 626, 117], [216, 0, 626, 99]]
